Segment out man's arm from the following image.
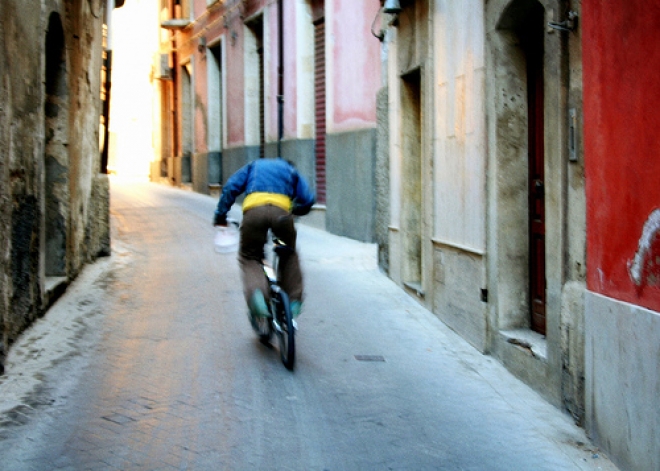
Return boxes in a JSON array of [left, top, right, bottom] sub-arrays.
[[291, 171, 316, 216], [214, 164, 250, 224]]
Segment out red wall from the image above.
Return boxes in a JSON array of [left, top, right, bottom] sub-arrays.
[[583, 0, 660, 311]]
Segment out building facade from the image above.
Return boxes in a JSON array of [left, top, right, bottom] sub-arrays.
[[380, 0, 585, 414], [378, 1, 658, 470], [0, 0, 111, 374], [582, 1, 660, 470], [156, 0, 382, 241], [151, 1, 659, 468]]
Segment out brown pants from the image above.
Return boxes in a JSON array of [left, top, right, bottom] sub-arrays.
[[239, 205, 303, 304]]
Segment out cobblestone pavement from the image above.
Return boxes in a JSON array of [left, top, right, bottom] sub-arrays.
[[0, 179, 619, 470]]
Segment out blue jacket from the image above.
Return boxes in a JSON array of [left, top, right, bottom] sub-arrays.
[[215, 157, 316, 219]]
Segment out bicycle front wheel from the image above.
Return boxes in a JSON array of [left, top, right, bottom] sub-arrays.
[[274, 289, 295, 370]]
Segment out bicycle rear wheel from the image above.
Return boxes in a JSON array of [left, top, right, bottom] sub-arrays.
[[274, 289, 295, 370]]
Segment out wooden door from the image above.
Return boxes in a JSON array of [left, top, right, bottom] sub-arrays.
[[528, 48, 546, 335]]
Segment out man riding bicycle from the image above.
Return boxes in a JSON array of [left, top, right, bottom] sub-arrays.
[[213, 156, 315, 322]]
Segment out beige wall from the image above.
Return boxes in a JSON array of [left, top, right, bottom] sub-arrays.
[[383, 0, 587, 424]]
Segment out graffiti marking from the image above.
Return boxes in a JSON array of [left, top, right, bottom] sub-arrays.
[[628, 209, 660, 286]]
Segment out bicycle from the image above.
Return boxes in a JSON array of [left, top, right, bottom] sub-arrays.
[[249, 233, 296, 371]]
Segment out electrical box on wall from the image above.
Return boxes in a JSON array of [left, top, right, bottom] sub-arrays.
[[155, 53, 172, 80], [569, 108, 578, 162]]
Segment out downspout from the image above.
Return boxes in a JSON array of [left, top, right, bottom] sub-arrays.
[[101, 0, 114, 174], [101, 0, 125, 174], [277, 0, 284, 158]]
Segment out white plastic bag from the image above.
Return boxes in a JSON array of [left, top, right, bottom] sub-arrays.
[[214, 225, 239, 253]]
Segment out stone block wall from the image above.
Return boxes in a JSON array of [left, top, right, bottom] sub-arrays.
[[0, 0, 110, 374]]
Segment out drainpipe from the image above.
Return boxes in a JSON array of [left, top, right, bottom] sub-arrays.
[[101, 0, 125, 174], [101, 0, 114, 174], [277, 0, 283, 158]]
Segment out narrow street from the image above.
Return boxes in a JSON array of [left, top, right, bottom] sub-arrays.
[[0, 179, 617, 470]]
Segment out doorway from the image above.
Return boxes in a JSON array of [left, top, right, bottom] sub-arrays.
[[401, 68, 423, 294], [208, 43, 223, 184], [44, 12, 69, 277], [245, 16, 265, 158], [522, 15, 546, 335], [180, 62, 193, 183], [493, 0, 547, 334]]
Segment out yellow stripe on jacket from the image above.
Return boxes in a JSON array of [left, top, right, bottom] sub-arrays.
[[242, 192, 292, 212]]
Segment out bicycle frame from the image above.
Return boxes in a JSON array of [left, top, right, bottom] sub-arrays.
[[258, 234, 296, 370]]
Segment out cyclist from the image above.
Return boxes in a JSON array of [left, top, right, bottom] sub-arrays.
[[213, 156, 315, 322]]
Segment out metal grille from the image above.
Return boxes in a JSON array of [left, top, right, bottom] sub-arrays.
[[314, 18, 326, 203], [259, 44, 265, 158]]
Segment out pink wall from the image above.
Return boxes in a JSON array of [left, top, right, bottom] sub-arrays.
[[191, 1, 210, 151], [194, 50, 208, 153], [331, 0, 381, 131], [182, 0, 381, 147], [225, 24, 245, 146], [192, 0, 206, 17], [266, 1, 298, 141], [284, 2, 298, 140], [583, 0, 660, 311], [177, 2, 246, 147]]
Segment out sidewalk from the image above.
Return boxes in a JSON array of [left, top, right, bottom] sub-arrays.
[[296, 222, 619, 471]]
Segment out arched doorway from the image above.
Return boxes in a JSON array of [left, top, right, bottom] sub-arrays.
[[44, 13, 69, 277], [492, 0, 546, 334]]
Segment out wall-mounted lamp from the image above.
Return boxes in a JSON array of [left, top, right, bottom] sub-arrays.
[[198, 36, 207, 53], [548, 10, 578, 32], [372, 0, 402, 42], [383, 0, 402, 14]]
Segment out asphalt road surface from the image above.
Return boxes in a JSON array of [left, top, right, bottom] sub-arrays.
[[0, 178, 618, 471]]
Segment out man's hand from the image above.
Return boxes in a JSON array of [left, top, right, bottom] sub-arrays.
[[213, 213, 227, 226]]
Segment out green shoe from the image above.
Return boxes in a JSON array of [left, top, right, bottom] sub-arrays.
[[249, 289, 269, 318], [290, 300, 302, 319]]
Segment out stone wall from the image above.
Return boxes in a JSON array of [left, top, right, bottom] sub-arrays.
[[375, 88, 390, 271], [325, 129, 377, 243], [0, 0, 110, 374], [586, 293, 660, 471]]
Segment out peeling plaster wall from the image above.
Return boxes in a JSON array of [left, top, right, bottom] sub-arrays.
[[583, 0, 660, 310], [0, 1, 13, 369], [0, 0, 109, 374], [582, 1, 660, 469], [1, 0, 46, 370]]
